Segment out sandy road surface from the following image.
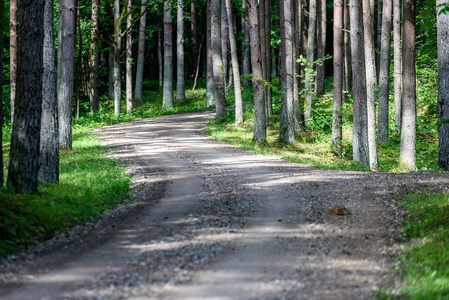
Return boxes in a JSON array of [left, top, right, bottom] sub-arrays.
[[1, 109, 447, 299]]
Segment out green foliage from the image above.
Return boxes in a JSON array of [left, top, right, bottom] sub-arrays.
[[297, 54, 332, 96]]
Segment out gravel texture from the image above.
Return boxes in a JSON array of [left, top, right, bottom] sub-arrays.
[[1, 110, 449, 300]]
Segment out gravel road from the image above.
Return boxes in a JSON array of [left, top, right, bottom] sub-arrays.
[[1, 109, 448, 299]]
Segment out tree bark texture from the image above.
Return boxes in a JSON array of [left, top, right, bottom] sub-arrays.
[[332, 0, 343, 155], [343, 0, 352, 92], [126, 0, 133, 114], [191, 2, 198, 78], [221, 0, 229, 94], [109, 47, 115, 99], [88, 0, 100, 113], [248, 0, 267, 142], [393, 0, 402, 131], [158, 28, 163, 90], [163, 1, 174, 107], [315, 0, 327, 96], [349, 0, 369, 167], [113, 0, 122, 115], [10, 0, 18, 124], [265, 0, 272, 116], [135, 0, 148, 104], [363, 0, 379, 169], [376, 0, 382, 81], [377, 0, 392, 143], [304, 0, 317, 126], [57, 0, 77, 149], [211, 0, 226, 119], [293, 0, 304, 131], [39, 0, 59, 184], [242, 0, 251, 88], [438, 0, 449, 169], [0, 15, 3, 186], [206, 0, 215, 106], [399, 0, 416, 171], [7, 0, 44, 194], [259, 0, 268, 122], [177, 0, 185, 101]]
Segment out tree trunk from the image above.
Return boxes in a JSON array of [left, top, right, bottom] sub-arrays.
[[438, 0, 449, 169], [376, 0, 382, 81], [191, 2, 198, 78], [315, 0, 327, 96], [332, 0, 343, 155], [163, 1, 174, 107], [377, 0, 392, 143], [58, 0, 77, 149], [177, 0, 185, 101], [7, 0, 44, 194], [126, 0, 133, 114], [40, 0, 59, 184], [265, 0, 272, 116], [399, 0, 416, 171], [0, 3, 4, 186], [211, 0, 226, 119], [135, 0, 148, 104], [259, 0, 268, 122], [158, 27, 163, 90], [206, 0, 215, 106], [109, 47, 115, 99], [363, 0, 379, 169], [88, 0, 100, 113], [393, 0, 402, 131], [304, 0, 317, 126], [279, 0, 295, 144], [221, 0, 229, 94], [242, 0, 251, 88], [349, 0, 369, 167], [75, 8, 82, 120], [293, 0, 304, 131], [343, 0, 351, 92], [248, 0, 267, 142], [225, 0, 243, 125], [10, 0, 18, 124], [113, 0, 122, 115]]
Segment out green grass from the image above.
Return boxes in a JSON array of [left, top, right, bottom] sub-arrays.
[[0, 79, 209, 256]]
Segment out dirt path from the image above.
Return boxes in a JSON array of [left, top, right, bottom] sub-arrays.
[[1, 110, 448, 299]]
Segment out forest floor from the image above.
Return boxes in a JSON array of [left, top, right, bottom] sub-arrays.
[[1, 109, 449, 299]]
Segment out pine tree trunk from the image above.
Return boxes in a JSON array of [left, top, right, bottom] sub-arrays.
[[221, 0, 229, 94], [10, 0, 18, 124], [363, 0, 379, 169], [0, 3, 4, 186], [438, 0, 449, 169], [304, 0, 317, 126], [332, 0, 343, 155], [248, 0, 266, 142], [7, 0, 44, 194], [399, 0, 416, 171], [158, 27, 163, 90], [211, 0, 226, 119], [109, 47, 115, 99], [113, 0, 122, 115], [343, 0, 352, 92], [315, 0, 327, 96], [377, 0, 392, 143], [376, 0, 382, 81], [163, 1, 174, 107], [58, 0, 77, 149], [88, 0, 100, 113], [177, 0, 185, 101], [349, 0, 369, 167], [191, 2, 198, 78], [293, 0, 304, 131], [259, 0, 268, 121], [393, 0, 402, 131], [242, 0, 251, 88], [126, 0, 133, 114], [40, 0, 59, 184], [206, 0, 215, 106], [135, 0, 148, 104], [265, 0, 272, 116]]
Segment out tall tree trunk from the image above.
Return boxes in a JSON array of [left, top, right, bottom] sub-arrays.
[[248, 0, 267, 142], [10, 0, 18, 124], [265, 0, 272, 116], [109, 47, 115, 99], [221, 0, 229, 94], [163, 1, 174, 107], [7, 0, 44, 194], [293, 0, 304, 131], [377, 0, 392, 143], [259, 0, 268, 121], [177, 0, 185, 101], [191, 2, 198, 78], [242, 0, 251, 88], [135, 0, 148, 104], [88, 0, 100, 113], [279, 0, 295, 143], [206, 0, 215, 106], [304, 0, 317, 126], [158, 27, 163, 90], [211, 0, 226, 119], [75, 9, 82, 120], [225, 0, 243, 125], [113, 0, 122, 115], [0, 3, 4, 186], [393, 0, 402, 131], [376, 0, 382, 81], [126, 0, 133, 114], [332, 0, 343, 155], [315, 0, 327, 96], [343, 0, 351, 92], [58, 0, 77, 149], [40, 0, 59, 184], [363, 0, 379, 169], [438, 0, 449, 169], [349, 0, 369, 167], [399, 0, 416, 171]]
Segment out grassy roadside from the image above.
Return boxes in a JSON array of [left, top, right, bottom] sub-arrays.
[[0, 80, 209, 256]]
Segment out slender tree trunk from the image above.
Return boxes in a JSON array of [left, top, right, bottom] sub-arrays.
[[304, 0, 317, 126], [399, 0, 416, 171], [40, 0, 59, 184], [300, 0, 308, 92], [272, 46, 277, 77], [363, 0, 379, 169], [7, 0, 44, 194], [349, 0, 369, 167], [206, 0, 215, 106], [343, 0, 351, 92], [332, 0, 343, 155], [158, 27, 163, 90], [259, 0, 268, 121], [315, 0, 327, 96], [163, 1, 174, 107], [221, 0, 229, 94], [75, 9, 81, 120], [10, 0, 18, 124], [58, 0, 77, 149], [248, 0, 267, 142], [126, 0, 133, 114], [113, 0, 122, 115], [211, 0, 226, 119], [393, 0, 402, 131], [88, 0, 100, 113], [279, 0, 295, 143], [177, 0, 185, 101], [242, 0, 251, 88], [376, 0, 382, 81], [225, 0, 243, 125], [191, 2, 198, 78], [265, 0, 272, 116], [135, 0, 148, 104], [293, 0, 303, 131], [109, 47, 115, 99], [377, 0, 392, 143], [438, 0, 449, 169], [0, 6, 3, 186]]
